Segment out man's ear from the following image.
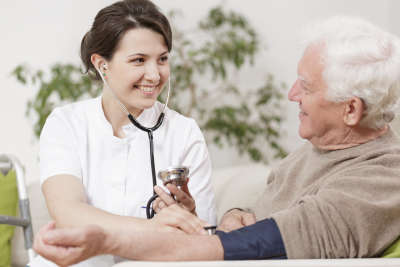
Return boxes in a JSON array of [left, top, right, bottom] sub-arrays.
[[343, 96, 364, 126], [91, 54, 106, 71]]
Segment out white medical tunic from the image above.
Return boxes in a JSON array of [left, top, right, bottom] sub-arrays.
[[29, 96, 217, 267]]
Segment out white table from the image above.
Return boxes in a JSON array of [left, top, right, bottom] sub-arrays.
[[114, 258, 400, 267]]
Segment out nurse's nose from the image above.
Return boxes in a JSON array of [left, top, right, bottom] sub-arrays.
[[144, 61, 160, 83]]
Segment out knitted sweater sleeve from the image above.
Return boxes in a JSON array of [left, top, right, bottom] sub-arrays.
[[271, 165, 400, 259]]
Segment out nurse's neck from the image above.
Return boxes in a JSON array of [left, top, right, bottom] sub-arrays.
[[101, 92, 143, 139]]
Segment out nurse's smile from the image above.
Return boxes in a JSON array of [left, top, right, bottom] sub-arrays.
[[134, 84, 158, 95]]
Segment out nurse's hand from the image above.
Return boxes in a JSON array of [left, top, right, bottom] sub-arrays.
[[149, 185, 210, 235], [33, 220, 106, 266], [153, 178, 197, 216], [217, 209, 256, 232]]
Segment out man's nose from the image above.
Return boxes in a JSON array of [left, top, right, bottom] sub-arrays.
[[144, 62, 160, 83], [288, 79, 302, 102]]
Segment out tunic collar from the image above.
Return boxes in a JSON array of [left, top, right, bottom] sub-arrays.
[[96, 95, 160, 136]]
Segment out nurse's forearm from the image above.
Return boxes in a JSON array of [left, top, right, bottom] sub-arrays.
[[105, 231, 225, 261], [55, 200, 149, 231], [43, 174, 149, 232]]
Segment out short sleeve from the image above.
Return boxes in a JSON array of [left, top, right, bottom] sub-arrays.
[[39, 108, 82, 184], [179, 119, 218, 225]]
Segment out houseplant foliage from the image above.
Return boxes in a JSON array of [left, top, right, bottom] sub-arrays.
[[12, 6, 287, 163], [11, 64, 101, 137]]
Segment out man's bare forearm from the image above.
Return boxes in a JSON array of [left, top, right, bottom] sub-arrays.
[[104, 231, 224, 261]]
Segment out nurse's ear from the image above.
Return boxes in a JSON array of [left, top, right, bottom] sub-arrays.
[[91, 54, 107, 72]]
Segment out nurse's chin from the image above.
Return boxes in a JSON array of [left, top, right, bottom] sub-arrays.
[[133, 100, 159, 110]]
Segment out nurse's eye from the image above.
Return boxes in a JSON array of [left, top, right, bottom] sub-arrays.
[[159, 56, 168, 62], [131, 58, 144, 63]]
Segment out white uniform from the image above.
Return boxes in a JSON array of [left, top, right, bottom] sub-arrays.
[[29, 96, 217, 267]]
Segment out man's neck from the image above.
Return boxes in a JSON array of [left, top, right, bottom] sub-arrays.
[[309, 124, 389, 150]]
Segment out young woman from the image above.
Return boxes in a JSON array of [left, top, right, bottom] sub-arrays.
[[28, 0, 217, 266]]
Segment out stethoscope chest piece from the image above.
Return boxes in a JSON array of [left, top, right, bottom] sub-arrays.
[[204, 226, 217, 235], [146, 166, 189, 219], [158, 166, 189, 186]]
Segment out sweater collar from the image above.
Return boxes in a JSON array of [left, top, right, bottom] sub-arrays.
[[311, 125, 399, 157]]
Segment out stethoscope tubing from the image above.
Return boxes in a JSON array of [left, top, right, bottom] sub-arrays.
[[97, 66, 171, 219]]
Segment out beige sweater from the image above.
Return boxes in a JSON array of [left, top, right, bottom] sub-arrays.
[[246, 127, 400, 259]]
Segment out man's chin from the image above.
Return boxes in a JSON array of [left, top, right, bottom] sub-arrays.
[[298, 126, 311, 140]]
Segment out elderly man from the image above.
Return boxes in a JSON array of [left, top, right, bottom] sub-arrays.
[[33, 16, 400, 265]]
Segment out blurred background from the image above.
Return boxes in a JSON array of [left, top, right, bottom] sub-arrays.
[[2, 0, 400, 186]]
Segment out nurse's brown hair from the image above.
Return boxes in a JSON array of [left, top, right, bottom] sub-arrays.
[[80, 0, 172, 81]]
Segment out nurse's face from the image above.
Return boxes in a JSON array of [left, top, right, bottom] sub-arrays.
[[105, 28, 170, 112]]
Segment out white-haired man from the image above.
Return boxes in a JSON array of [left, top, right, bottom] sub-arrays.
[[32, 16, 400, 265]]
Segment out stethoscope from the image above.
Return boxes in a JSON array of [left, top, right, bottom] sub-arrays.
[[97, 64, 170, 219]]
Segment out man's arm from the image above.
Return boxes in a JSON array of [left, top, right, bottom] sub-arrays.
[[33, 221, 224, 266], [34, 218, 286, 265], [106, 229, 224, 261]]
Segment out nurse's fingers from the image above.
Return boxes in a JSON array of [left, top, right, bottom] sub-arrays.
[[33, 221, 56, 252], [154, 185, 176, 206], [33, 221, 76, 267], [167, 204, 210, 235], [162, 225, 186, 235], [180, 177, 193, 198], [38, 220, 56, 237], [161, 215, 198, 235], [34, 223, 106, 266], [154, 207, 197, 235], [156, 204, 208, 235], [166, 184, 196, 213], [153, 197, 168, 214]]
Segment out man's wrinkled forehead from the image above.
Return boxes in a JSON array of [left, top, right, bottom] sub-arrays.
[[297, 46, 325, 87]]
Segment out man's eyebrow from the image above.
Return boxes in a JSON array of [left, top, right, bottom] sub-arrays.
[[125, 51, 169, 58], [298, 75, 309, 84]]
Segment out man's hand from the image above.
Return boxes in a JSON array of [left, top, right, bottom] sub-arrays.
[[33, 221, 107, 266], [217, 209, 256, 232], [153, 178, 197, 216], [148, 185, 210, 235]]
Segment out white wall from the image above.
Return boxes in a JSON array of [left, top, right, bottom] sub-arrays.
[[1, 0, 399, 185]]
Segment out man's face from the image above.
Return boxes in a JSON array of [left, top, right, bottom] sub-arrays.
[[288, 46, 345, 145]]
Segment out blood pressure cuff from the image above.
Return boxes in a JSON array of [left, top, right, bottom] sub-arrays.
[[216, 218, 286, 260]]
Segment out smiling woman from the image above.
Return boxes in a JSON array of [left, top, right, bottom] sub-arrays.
[[91, 28, 171, 138], [27, 0, 217, 266]]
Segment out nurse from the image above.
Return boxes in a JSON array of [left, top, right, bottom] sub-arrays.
[[28, 0, 217, 266]]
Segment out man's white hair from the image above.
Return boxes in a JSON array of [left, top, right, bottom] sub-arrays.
[[299, 16, 400, 129]]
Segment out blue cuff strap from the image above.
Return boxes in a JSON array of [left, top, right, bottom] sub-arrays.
[[216, 218, 286, 260]]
